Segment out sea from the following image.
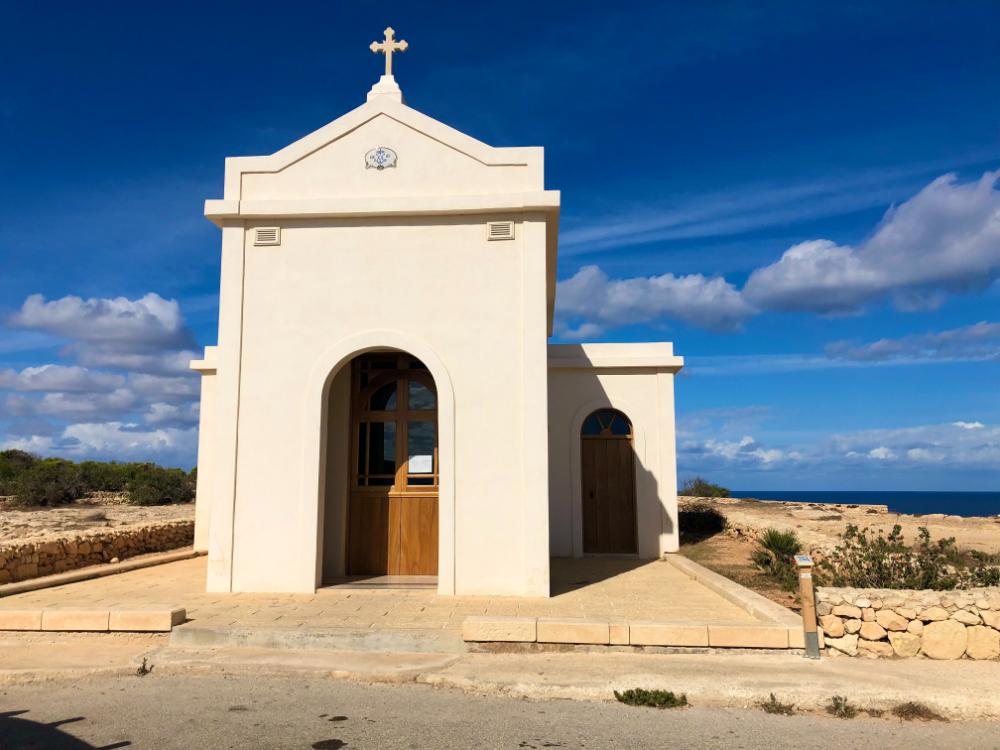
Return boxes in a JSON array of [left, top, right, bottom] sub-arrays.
[[729, 490, 1000, 519]]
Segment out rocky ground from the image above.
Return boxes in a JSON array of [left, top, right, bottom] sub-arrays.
[[0, 494, 195, 546], [678, 496, 1000, 612], [683, 496, 1000, 555]]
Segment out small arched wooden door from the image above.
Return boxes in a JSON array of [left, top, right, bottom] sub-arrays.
[[580, 409, 637, 554]]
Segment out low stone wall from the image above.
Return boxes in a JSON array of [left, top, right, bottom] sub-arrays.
[[0, 520, 194, 584], [817, 586, 1000, 660]]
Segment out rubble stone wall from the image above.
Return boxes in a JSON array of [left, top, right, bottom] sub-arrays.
[[817, 586, 1000, 660], [0, 520, 194, 584]]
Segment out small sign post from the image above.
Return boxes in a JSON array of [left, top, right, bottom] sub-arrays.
[[795, 554, 820, 659]]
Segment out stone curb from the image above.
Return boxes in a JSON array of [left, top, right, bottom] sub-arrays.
[[663, 554, 802, 627], [462, 615, 806, 649], [0, 548, 204, 598], [0, 607, 185, 633]]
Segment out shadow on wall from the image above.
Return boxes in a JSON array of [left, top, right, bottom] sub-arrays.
[[0, 710, 131, 749]]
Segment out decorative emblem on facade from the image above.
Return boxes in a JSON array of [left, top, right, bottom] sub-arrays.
[[365, 146, 397, 170]]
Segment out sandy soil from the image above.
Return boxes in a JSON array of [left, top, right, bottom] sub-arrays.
[[682, 496, 1000, 555], [0, 499, 195, 547]]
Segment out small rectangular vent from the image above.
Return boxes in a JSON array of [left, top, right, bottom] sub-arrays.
[[253, 226, 281, 246], [487, 220, 515, 241]]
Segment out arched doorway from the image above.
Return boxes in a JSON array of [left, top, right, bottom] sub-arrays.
[[346, 352, 439, 576], [580, 409, 637, 554]]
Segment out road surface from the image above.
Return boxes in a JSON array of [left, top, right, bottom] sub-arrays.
[[1, 673, 996, 749]]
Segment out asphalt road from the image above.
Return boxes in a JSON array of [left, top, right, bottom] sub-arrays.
[[1, 673, 997, 750]]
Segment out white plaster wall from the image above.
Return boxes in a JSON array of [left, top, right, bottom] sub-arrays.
[[547, 364, 680, 559], [320, 365, 351, 582], [224, 215, 549, 595], [192, 371, 216, 552]]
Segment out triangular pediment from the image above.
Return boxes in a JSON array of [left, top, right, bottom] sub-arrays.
[[223, 94, 544, 201]]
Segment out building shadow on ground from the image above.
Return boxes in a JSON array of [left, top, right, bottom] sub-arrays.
[[549, 557, 650, 596], [0, 710, 130, 750]]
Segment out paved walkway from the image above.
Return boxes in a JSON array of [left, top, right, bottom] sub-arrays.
[[0, 556, 758, 632]]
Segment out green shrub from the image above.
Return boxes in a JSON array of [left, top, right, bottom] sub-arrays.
[[679, 503, 728, 543], [751, 528, 801, 592], [818, 525, 999, 590], [891, 702, 947, 722], [760, 693, 795, 715], [0, 449, 38, 495], [125, 464, 195, 506], [11, 459, 84, 506], [827, 695, 857, 719], [614, 688, 688, 709], [679, 477, 730, 498]]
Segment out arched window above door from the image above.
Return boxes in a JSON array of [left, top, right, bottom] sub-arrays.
[[581, 409, 632, 438]]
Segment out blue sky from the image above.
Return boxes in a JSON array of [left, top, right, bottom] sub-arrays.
[[1, 1, 998, 490]]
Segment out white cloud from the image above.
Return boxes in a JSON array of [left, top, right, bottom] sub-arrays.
[[556, 264, 754, 334], [0, 292, 203, 466], [868, 446, 894, 460], [557, 170, 1000, 335], [954, 421, 985, 430], [6, 389, 137, 419], [10, 292, 194, 351], [0, 365, 125, 393], [743, 170, 1000, 314], [144, 401, 200, 427], [826, 321, 1000, 363]]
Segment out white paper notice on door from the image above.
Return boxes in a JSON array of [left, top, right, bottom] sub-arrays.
[[409, 455, 433, 473]]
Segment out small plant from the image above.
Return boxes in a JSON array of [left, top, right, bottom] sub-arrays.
[[891, 702, 947, 722], [136, 657, 153, 677], [864, 708, 885, 718], [819, 525, 1000, 590], [679, 503, 727, 543], [751, 528, 801, 592], [760, 693, 795, 715], [679, 477, 730, 498], [827, 695, 857, 719], [614, 688, 688, 709]]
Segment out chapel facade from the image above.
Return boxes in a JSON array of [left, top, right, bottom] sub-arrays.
[[190, 30, 683, 597]]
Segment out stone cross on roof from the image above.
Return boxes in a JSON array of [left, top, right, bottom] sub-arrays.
[[370, 27, 408, 77]]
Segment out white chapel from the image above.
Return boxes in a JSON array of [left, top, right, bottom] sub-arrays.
[[190, 29, 684, 597]]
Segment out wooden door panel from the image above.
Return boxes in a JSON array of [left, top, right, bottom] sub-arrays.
[[347, 494, 390, 575], [398, 496, 439, 575], [582, 437, 637, 554]]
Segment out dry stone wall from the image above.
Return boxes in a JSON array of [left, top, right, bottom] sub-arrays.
[[0, 520, 193, 584], [817, 586, 1000, 660]]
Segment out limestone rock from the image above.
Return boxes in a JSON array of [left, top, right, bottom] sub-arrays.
[[844, 618, 862, 635], [859, 622, 888, 641], [816, 602, 832, 616], [858, 639, 894, 658], [965, 626, 1000, 660], [862, 608, 876, 622], [819, 614, 845, 638], [918, 606, 949, 622], [894, 607, 916, 620], [952, 609, 983, 626], [888, 631, 921, 657], [875, 610, 909, 631], [981, 611, 1000, 631], [907, 620, 924, 635], [921, 620, 968, 660], [826, 634, 859, 656], [832, 604, 862, 619], [855, 597, 871, 609]]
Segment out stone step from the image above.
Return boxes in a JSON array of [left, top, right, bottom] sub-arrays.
[[169, 623, 469, 654]]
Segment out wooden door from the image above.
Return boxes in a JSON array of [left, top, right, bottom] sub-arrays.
[[581, 409, 637, 554], [346, 353, 439, 576]]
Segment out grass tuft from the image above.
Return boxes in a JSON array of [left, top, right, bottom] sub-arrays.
[[614, 688, 688, 709], [891, 702, 948, 722], [826, 695, 857, 719], [760, 693, 795, 715]]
